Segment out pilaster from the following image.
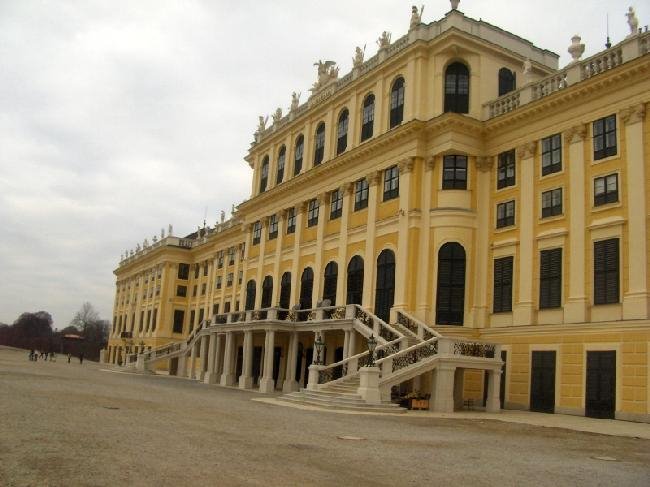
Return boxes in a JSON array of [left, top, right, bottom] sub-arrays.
[[416, 156, 435, 320], [336, 183, 353, 305], [471, 156, 493, 327], [271, 210, 286, 306], [312, 193, 328, 303], [290, 203, 306, 306], [255, 218, 267, 308], [394, 157, 416, 311], [362, 171, 380, 310]]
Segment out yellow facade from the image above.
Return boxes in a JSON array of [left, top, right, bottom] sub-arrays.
[[107, 7, 650, 421]]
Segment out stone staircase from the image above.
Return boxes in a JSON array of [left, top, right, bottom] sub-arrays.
[[279, 376, 406, 413]]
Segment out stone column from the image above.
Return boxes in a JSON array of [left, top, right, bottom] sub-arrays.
[[220, 332, 236, 386], [362, 171, 381, 310], [198, 335, 209, 381], [394, 157, 416, 311], [348, 329, 357, 357], [239, 330, 254, 389], [282, 331, 300, 392], [259, 329, 276, 393], [471, 156, 493, 327], [290, 203, 306, 305], [188, 341, 198, 379], [204, 333, 218, 384], [342, 329, 350, 359], [485, 369, 502, 413], [312, 194, 328, 303], [271, 210, 287, 306], [238, 227, 252, 309], [214, 333, 223, 377], [563, 124, 589, 323], [416, 157, 435, 320], [336, 183, 354, 304], [430, 364, 456, 412], [512, 143, 536, 326], [621, 104, 649, 319]]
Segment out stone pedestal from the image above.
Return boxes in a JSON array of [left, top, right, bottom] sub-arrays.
[[99, 349, 107, 363], [239, 375, 253, 389], [203, 372, 219, 384], [282, 379, 299, 393], [307, 365, 324, 391], [357, 366, 381, 404], [259, 377, 275, 394]]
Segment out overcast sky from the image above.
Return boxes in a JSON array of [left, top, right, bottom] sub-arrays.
[[0, 0, 645, 327]]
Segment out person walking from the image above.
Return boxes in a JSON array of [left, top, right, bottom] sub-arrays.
[[67, 353, 71, 363], [79, 352, 84, 365]]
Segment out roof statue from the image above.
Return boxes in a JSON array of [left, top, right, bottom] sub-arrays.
[[626, 7, 639, 36], [136, 243, 141, 252], [152, 235, 158, 243], [450, 0, 460, 10], [290, 91, 301, 111], [143, 238, 149, 248], [310, 60, 339, 93], [272, 107, 283, 124], [410, 5, 424, 30], [377, 31, 391, 49], [160, 227, 165, 239], [220, 210, 226, 223], [568, 34, 585, 63], [257, 115, 268, 133], [168, 224, 173, 237], [352, 46, 365, 68], [523, 58, 532, 75]]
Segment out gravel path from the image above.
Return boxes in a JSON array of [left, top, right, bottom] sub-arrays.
[[1, 346, 649, 487]]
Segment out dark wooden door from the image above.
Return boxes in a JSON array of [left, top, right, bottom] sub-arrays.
[[586, 351, 616, 419], [530, 351, 556, 413]]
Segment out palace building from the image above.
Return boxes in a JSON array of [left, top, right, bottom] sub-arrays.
[[104, 2, 650, 421]]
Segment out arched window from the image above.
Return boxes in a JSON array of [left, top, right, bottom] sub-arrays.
[[323, 261, 338, 304], [299, 268, 314, 319], [314, 122, 325, 165], [245, 280, 256, 311], [294, 135, 304, 176], [337, 109, 349, 155], [276, 146, 286, 185], [375, 250, 395, 322], [261, 276, 273, 308], [435, 242, 466, 325], [259, 156, 269, 193], [389, 77, 405, 128], [279, 272, 291, 310], [498, 68, 516, 97], [444, 62, 469, 114], [346, 256, 364, 305], [361, 94, 375, 142]]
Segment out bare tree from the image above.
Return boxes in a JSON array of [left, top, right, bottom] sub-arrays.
[[70, 302, 100, 333]]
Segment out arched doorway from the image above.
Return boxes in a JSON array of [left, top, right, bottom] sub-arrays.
[[435, 242, 466, 325], [245, 280, 256, 311], [261, 276, 273, 308], [374, 250, 395, 322], [346, 256, 364, 305], [323, 261, 338, 304]]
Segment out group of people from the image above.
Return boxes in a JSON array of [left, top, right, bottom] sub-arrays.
[[29, 350, 84, 364]]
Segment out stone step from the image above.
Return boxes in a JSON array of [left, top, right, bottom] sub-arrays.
[[279, 394, 405, 413]]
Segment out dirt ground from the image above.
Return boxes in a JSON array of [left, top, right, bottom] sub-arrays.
[[1, 346, 649, 487]]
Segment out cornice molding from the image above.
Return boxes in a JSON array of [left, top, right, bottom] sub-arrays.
[[620, 102, 646, 125]]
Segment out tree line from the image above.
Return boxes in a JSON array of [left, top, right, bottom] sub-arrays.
[[0, 302, 109, 361]]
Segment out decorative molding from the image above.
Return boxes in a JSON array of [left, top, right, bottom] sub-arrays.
[[367, 170, 381, 186], [516, 141, 537, 159], [425, 156, 436, 171], [475, 156, 494, 172], [565, 124, 587, 144], [398, 157, 416, 174], [620, 103, 646, 125]]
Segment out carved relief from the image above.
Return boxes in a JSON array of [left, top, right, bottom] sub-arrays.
[[475, 156, 494, 172], [565, 124, 587, 144], [516, 141, 537, 159], [620, 103, 646, 125]]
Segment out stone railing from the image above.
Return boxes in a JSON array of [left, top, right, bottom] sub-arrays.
[[353, 305, 402, 342], [375, 335, 439, 377], [395, 310, 441, 340], [483, 31, 650, 120]]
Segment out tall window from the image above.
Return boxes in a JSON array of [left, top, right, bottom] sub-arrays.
[[176, 285, 187, 297], [346, 256, 364, 305], [493, 256, 513, 313], [593, 115, 617, 160], [307, 199, 319, 227], [314, 122, 325, 165], [540, 248, 562, 309], [323, 261, 338, 304], [594, 238, 619, 305], [299, 268, 314, 312], [436, 243, 466, 325], [541, 188, 563, 218], [279, 272, 291, 310], [286, 207, 296, 234], [594, 173, 618, 206], [383, 165, 399, 201], [261, 276, 273, 308], [259, 156, 269, 193], [177, 263, 189, 280], [361, 94, 375, 141], [245, 280, 256, 311], [294, 135, 304, 175], [442, 155, 467, 189], [497, 150, 516, 189], [268, 214, 278, 240], [498, 67, 516, 96], [337, 109, 349, 155], [173, 310, 184, 334], [330, 189, 343, 220], [444, 62, 469, 113], [389, 77, 405, 128], [216, 276, 222, 289], [276, 146, 286, 184], [375, 250, 395, 323], [252, 221, 262, 245], [496, 201, 515, 228], [541, 134, 562, 175], [354, 178, 369, 211]]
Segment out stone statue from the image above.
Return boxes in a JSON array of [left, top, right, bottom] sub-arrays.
[[523, 58, 532, 75], [136, 243, 141, 252], [220, 210, 226, 223], [160, 228, 165, 239], [152, 235, 158, 243], [231, 204, 236, 215], [272, 107, 283, 124], [314, 60, 337, 87], [377, 31, 391, 49], [290, 91, 301, 111], [450, 0, 460, 10], [168, 224, 173, 236], [410, 5, 424, 30], [626, 7, 639, 36], [352, 46, 365, 68], [120, 253, 123, 261], [568, 35, 585, 63], [143, 238, 149, 248], [257, 115, 268, 133], [130, 249, 134, 257]]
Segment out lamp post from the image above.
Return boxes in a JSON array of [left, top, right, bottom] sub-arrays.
[[367, 334, 377, 367], [314, 334, 325, 365]]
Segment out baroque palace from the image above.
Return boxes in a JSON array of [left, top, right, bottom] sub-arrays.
[[105, 2, 650, 421]]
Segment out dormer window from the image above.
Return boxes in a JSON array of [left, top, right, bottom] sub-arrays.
[[444, 62, 469, 114], [314, 123, 325, 165], [337, 109, 349, 155], [389, 77, 405, 128]]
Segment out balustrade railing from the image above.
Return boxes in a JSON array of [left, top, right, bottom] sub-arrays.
[[580, 48, 623, 80], [452, 340, 496, 358], [376, 336, 439, 376], [352, 305, 402, 342], [395, 310, 440, 340]]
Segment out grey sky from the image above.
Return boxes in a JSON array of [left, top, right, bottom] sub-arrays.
[[0, 0, 645, 327]]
